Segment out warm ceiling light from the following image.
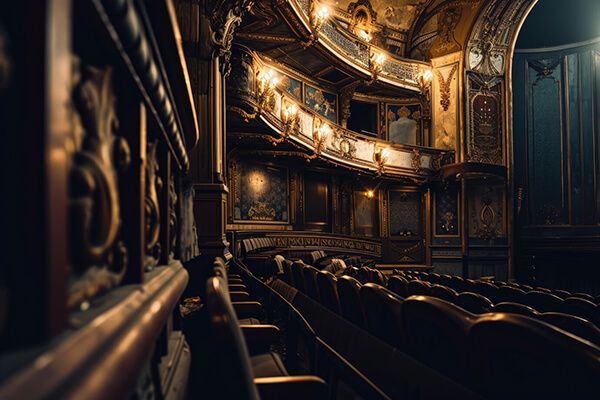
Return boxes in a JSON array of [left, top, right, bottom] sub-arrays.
[[366, 190, 374, 199]]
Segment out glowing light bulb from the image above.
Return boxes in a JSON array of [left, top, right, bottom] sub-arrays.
[[317, 5, 330, 21]]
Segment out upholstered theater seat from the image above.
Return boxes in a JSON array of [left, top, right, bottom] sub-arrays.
[[302, 265, 321, 301], [387, 276, 409, 298], [539, 312, 600, 346], [429, 284, 459, 303], [455, 292, 493, 314], [205, 277, 328, 400], [493, 302, 539, 317], [562, 296, 597, 321], [359, 283, 404, 348], [497, 285, 527, 304], [316, 271, 341, 314], [470, 313, 600, 399], [337, 275, 367, 328], [407, 279, 431, 296], [474, 281, 500, 303], [402, 296, 476, 383], [291, 261, 306, 292], [525, 290, 564, 313]]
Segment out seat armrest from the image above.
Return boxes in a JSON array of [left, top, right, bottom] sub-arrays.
[[254, 376, 328, 400], [228, 284, 247, 291], [240, 325, 280, 354], [233, 301, 263, 319], [229, 291, 250, 302]]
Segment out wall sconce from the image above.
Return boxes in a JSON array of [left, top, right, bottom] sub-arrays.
[[417, 68, 433, 93], [365, 190, 375, 199], [373, 146, 389, 175], [357, 29, 372, 42], [369, 50, 385, 83], [257, 68, 279, 111], [313, 119, 331, 155], [306, 2, 330, 47], [281, 100, 300, 138], [417, 67, 433, 118]]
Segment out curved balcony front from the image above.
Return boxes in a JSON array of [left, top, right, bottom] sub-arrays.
[[280, 0, 430, 92], [227, 48, 453, 181]]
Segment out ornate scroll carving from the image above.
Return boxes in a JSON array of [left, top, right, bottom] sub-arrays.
[[209, 0, 256, 76], [168, 175, 178, 261], [69, 63, 131, 309], [411, 149, 423, 174], [339, 81, 361, 127], [145, 141, 162, 269]]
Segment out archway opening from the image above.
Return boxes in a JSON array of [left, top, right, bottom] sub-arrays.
[[511, 0, 600, 291]]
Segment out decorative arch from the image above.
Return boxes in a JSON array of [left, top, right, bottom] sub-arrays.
[[463, 0, 538, 164]]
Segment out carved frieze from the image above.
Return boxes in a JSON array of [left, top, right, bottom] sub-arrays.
[[266, 234, 382, 257], [69, 63, 131, 309]]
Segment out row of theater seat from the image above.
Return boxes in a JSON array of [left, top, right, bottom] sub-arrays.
[[241, 237, 278, 256], [386, 271, 600, 327], [198, 259, 328, 399], [279, 260, 600, 397], [398, 270, 600, 304]]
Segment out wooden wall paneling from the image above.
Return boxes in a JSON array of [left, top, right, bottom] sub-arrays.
[[119, 99, 147, 284], [303, 171, 331, 231]]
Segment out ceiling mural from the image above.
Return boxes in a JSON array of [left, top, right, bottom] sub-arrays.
[[336, 0, 429, 32]]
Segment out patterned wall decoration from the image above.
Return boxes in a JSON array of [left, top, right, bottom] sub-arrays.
[[232, 161, 289, 222], [432, 53, 460, 151], [435, 185, 459, 236], [467, 76, 503, 164], [279, 74, 302, 100], [386, 103, 422, 145], [468, 185, 506, 240], [389, 191, 422, 236], [304, 84, 338, 123]]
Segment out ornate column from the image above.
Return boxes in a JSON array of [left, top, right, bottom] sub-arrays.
[[178, 0, 253, 264]]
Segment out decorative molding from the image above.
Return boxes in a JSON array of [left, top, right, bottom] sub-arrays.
[[97, 0, 190, 170], [145, 140, 162, 269], [209, 0, 256, 77], [69, 63, 130, 309], [436, 64, 458, 111], [265, 232, 382, 257]]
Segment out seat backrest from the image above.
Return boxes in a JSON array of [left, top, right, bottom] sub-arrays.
[[447, 275, 466, 292], [357, 267, 371, 284], [493, 301, 538, 317], [387, 276, 409, 298], [401, 295, 476, 384], [205, 277, 260, 400], [407, 280, 431, 296], [337, 275, 367, 328], [282, 259, 294, 285], [429, 284, 458, 303], [552, 289, 572, 299], [497, 285, 526, 304], [562, 297, 597, 321], [291, 261, 306, 292], [455, 292, 493, 314], [302, 265, 321, 301], [316, 271, 341, 314], [470, 313, 600, 399], [474, 281, 500, 303], [359, 283, 404, 347], [370, 269, 386, 286], [525, 290, 564, 313], [540, 312, 600, 347], [571, 292, 597, 303]]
